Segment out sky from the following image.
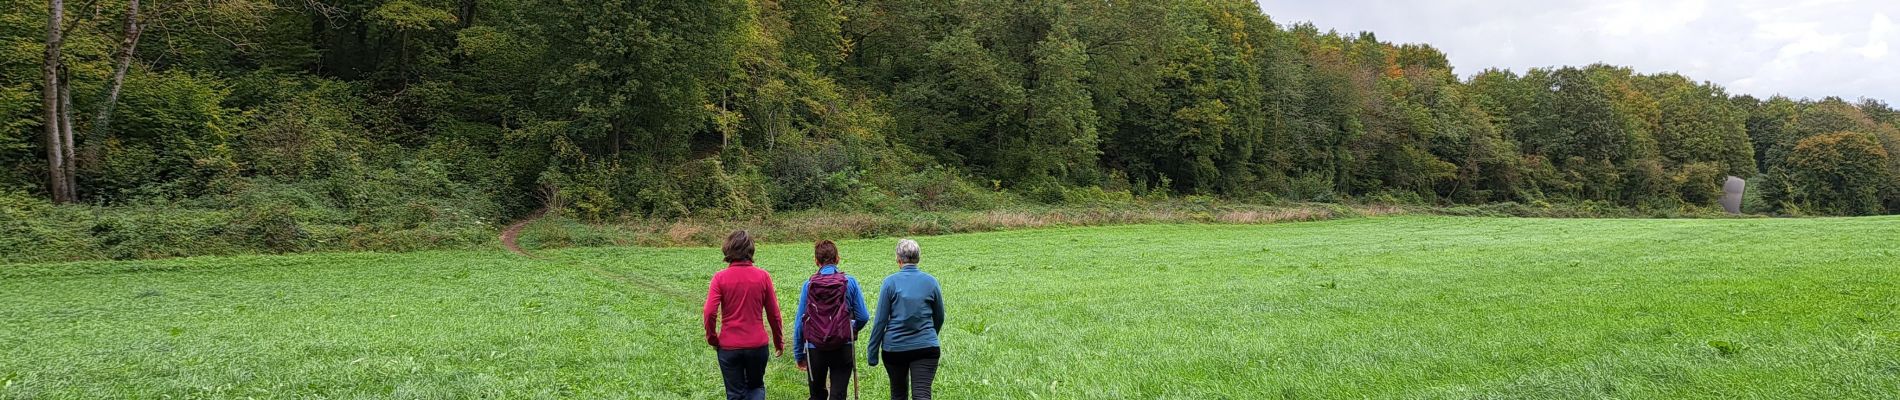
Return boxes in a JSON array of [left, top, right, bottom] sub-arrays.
[[1257, 0, 1900, 103]]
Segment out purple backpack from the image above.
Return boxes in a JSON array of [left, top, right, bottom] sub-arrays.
[[802, 273, 854, 350]]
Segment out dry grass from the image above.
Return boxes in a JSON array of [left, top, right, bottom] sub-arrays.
[[518, 203, 1404, 251], [1215, 208, 1325, 224]]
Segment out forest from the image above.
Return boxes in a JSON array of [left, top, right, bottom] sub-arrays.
[[5, 0, 1900, 260]]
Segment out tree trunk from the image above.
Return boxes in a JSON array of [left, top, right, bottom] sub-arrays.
[[458, 0, 476, 28], [44, 0, 67, 204], [95, 0, 140, 134], [60, 71, 78, 201]]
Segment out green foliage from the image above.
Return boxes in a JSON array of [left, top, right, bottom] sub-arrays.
[[86, 71, 243, 200], [0, 81, 34, 192], [8, 0, 1900, 262], [1774, 132, 1892, 215], [881, 166, 1010, 211], [764, 135, 855, 210], [0, 191, 100, 263], [369, 1, 458, 32]]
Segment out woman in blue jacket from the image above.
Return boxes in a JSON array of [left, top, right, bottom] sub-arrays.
[[867, 239, 944, 400], [793, 240, 870, 400]]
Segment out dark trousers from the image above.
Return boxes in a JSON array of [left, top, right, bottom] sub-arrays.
[[716, 346, 769, 400], [881, 347, 940, 400], [806, 346, 855, 400]]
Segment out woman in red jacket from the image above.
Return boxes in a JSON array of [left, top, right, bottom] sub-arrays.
[[702, 230, 786, 400]]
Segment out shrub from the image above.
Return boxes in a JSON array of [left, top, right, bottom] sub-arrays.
[[92, 71, 243, 201], [766, 136, 854, 210], [673, 158, 773, 219], [91, 206, 247, 259], [1674, 162, 1727, 206], [1363, 190, 1426, 206], [1285, 174, 1336, 202], [887, 166, 1007, 211], [1740, 175, 1772, 214], [0, 191, 100, 263], [0, 82, 37, 193], [1059, 186, 1135, 206]]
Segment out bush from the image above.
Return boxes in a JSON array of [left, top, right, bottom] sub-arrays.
[[218, 180, 334, 253], [613, 158, 774, 220], [0, 192, 100, 263], [1059, 186, 1135, 206], [0, 81, 38, 193], [1363, 190, 1427, 206], [1674, 162, 1727, 206], [1286, 174, 1337, 202], [675, 159, 773, 219], [1741, 175, 1772, 214], [766, 136, 854, 210], [2, 155, 500, 264], [91, 206, 247, 260], [88, 71, 243, 201], [886, 166, 1008, 211]]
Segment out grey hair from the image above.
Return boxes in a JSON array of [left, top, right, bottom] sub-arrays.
[[895, 239, 921, 264]]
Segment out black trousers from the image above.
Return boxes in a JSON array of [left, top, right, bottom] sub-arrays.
[[806, 346, 855, 400], [716, 346, 769, 400], [881, 347, 940, 400]]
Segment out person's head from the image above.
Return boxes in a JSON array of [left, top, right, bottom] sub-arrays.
[[723, 230, 754, 263], [814, 240, 839, 266], [895, 239, 920, 266]]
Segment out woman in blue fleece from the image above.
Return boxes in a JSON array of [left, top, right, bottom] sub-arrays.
[[793, 240, 870, 400], [866, 238, 944, 400]]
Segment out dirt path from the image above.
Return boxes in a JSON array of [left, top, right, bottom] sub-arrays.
[[499, 208, 546, 258]]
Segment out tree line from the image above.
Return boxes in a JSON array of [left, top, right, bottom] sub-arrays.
[[5, 0, 1899, 222]]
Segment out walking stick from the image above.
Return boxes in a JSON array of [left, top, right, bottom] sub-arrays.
[[852, 368, 860, 400]]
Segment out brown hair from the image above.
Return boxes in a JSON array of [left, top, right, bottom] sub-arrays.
[[723, 230, 754, 263], [814, 240, 839, 265]]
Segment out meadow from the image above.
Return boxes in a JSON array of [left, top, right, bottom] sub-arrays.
[[2, 216, 1897, 399]]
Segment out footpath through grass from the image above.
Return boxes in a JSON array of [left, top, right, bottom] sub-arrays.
[[2, 216, 1898, 398]]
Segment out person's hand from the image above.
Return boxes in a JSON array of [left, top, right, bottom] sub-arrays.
[[796, 359, 808, 372], [774, 347, 785, 358]]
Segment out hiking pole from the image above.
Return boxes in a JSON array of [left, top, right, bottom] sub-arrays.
[[852, 368, 860, 400]]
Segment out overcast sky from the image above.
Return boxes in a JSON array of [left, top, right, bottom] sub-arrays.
[[1257, 0, 1900, 103]]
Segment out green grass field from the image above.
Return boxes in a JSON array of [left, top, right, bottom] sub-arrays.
[[3, 216, 1898, 399]]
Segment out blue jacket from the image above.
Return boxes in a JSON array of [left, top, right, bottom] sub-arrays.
[[867, 264, 944, 366], [792, 265, 870, 361]]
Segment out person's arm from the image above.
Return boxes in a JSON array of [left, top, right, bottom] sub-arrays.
[[866, 279, 895, 366], [930, 279, 945, 334], [702, 276, 722, 348], [765, 275, 786, 355], [848, 276, 870, 333], [792, 280, 811, 362]]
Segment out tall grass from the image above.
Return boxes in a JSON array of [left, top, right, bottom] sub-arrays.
[[513, 202, 1404, 251]]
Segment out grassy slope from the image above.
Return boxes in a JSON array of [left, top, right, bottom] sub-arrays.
[[2, 216, 1897, 398]]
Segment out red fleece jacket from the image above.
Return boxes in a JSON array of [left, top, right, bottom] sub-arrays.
[[702, 262, 785, 351]]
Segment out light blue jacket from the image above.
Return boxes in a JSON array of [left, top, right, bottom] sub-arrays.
[[791, 265, 870, 361], [867, 264, 944, 366]]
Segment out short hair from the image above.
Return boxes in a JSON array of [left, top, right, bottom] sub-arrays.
[[723, 230, 754, 263], [895, 239, 920, 264], [814, 240, 839, 265]]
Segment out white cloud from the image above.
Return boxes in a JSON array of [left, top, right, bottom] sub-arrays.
[[1861, 13, 1893, 59], [1257, 0, 1900, 103]]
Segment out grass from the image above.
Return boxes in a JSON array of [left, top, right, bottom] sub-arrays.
[[2, 216, 1897, 398], [512, 202, 1398, 250]]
